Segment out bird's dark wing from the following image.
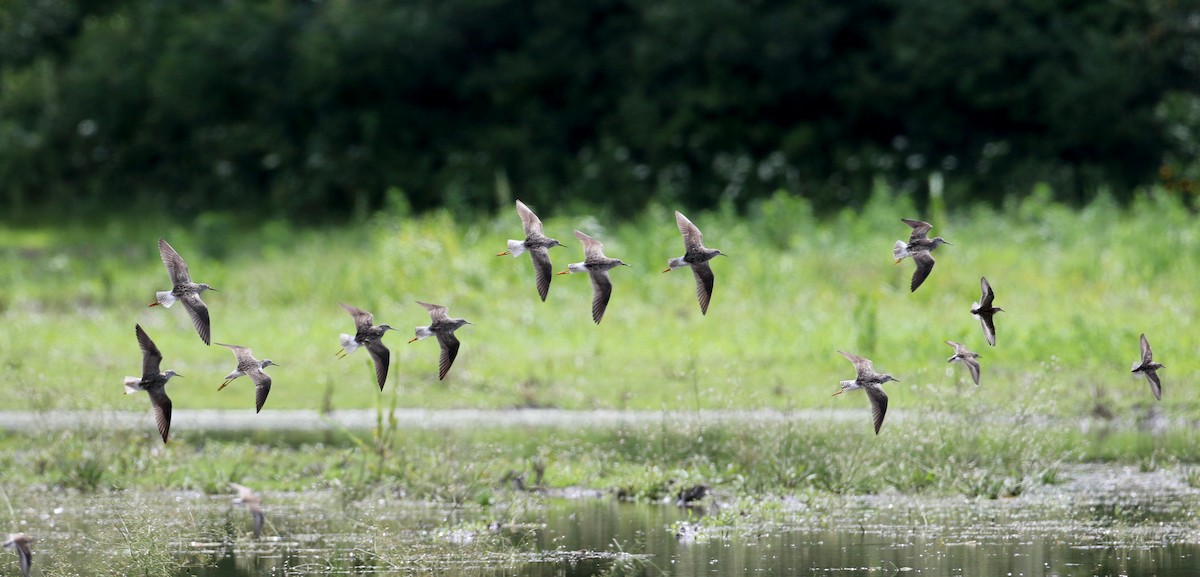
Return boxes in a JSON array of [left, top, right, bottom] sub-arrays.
[[588, 269, 613, 324], [252, 510, 265, 538], [417, 301, 450, 322], [1146, 369, 1162, 401], [136, 324, 163, 378], [148, 387, 172, 443], [901, 219, 932, 241], [866, 385, 888, 435], [980, 277, 995, 308], [340, 303, 375, 333], [675, 211, 704, 250], [979, 313, 997, 346], [181, 293, 211, 345], [436, 331, 461, 380], [14, 538, 31, 577], [365, 339, 390, 391], [515, 199, 544, 236], [158, 238, 192, 285], [530, 246, 553, 302], [963, 356, 981, 386], [690, 261, 715, 315], [837, 351, 874, 378], [575, 230, 606, 261], [1140, 333, 1153, 365], [247, 368, 272, 413], [910, 252, 935, 292]]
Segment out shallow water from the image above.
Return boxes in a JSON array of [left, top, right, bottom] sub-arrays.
[[9, 464, 1199, 576]]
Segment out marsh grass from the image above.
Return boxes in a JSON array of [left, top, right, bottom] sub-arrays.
[[0, 187, 1196, 422]]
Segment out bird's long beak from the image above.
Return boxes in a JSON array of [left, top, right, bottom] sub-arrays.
[[496, 251, 510, 256], [892, 378, 901, 382], [943, 242, 953, 246], [175, 374, 184, 378], [209, 287, 220, 291]]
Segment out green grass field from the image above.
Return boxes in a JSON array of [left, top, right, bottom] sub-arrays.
[[1, 188, 1197, 419]]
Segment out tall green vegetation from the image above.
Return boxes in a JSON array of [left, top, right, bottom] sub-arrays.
[[1, 0, 1198, 220]]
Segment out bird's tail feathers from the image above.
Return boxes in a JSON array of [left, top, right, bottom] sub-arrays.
[[123, 377, 143, 394], [892, 241, 909, 260], [412, 326, 433, 340], [155, 291, 177, 308], [506, 240, 527, 257], [339, 334, 359, 353]]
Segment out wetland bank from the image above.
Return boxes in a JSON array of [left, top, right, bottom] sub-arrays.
[[3, 409, 1200, 575], [3, 195, 1200, 575]]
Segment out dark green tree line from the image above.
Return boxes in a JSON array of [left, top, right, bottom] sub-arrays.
[[1, 0, 1197, 220]]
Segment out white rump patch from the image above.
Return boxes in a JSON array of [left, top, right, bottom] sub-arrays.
[[566, 262, 587, 274], [124, 377, 143, 394], [412, 326, 433, 340], [666, 256, 687, 270], [506, 240, 527, 257], [155, 291, 177, 308], [892, 241, 909, 260], [339, 334, 359, 353]]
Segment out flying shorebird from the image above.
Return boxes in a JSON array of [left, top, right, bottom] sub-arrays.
[[150, 238, 217, 345], [3, 533, 32, 577], [556, 230, 631, 324], [971, 277, 1004, 346], [215, 343, 278, 413], [892, 219, 951, 292], [124, 324, 182, 443], [336, 303, 396, 391], [663, 211, 726, 315], [945, 340, 981, 386], [408, 301, 473, 380], [497, 199, 565, 301], [229, 483, 266, 538], [1131, 333, 1165, 401], [832, 351, 899, 434]]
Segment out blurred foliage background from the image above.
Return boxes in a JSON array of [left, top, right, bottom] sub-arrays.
[[2, 0, 1199, 221]]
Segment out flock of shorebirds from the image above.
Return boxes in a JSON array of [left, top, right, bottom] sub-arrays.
[[4, 202, 1169, 577], [120, 202, 727, 446]]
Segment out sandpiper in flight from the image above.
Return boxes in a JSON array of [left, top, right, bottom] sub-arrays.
[[124, 324, 181, 443], [497, 199, 565, 301], [336, 303, 397, 391], [1132, 333, 1165, 401], [832, 351, 899, 434], [557, 230, 630, 324], [150, 238, 217, 345], [408, 301, 473, 380], [893, 219, 951, 292], [215, 343, 278, 413], [3, 533, 32, 577], [229, 482, 266, 538], [945, 340, 982, 386], [971, 277, 1004, 346], [663, 211, 726, 315]]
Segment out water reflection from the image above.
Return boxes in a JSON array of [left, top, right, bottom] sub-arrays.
[[9, 465, 1199, 576]]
